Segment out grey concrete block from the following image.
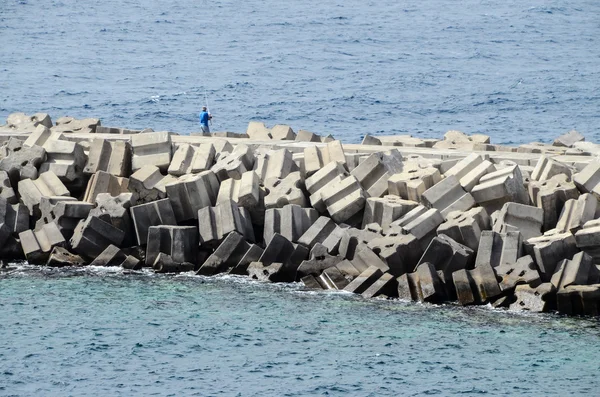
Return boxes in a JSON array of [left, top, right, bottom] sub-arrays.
[[89, 192, 135, 247], [492, 202, 543, 240], [550, 252, 596, 290], [18, 171, 70, 217], [296, 244, 343, 280], [197, 200, 254, 247], [19, 222, 66, 264], [388, 166, 441, 202], [131, 131, 173, 172], [367, 233, 423, 276], [421, 175, 475, 219], [320, 175, 366, 224], [530, 155, 574, 182], [296, 215, 337, 248], [197, 232, 251, 276], [556, 194, 598, 233], [263, 171, 308, 209], [254, 148, 299, 183], [525, 231, 578, 280], [152, 253, 195, 273], [475, 231, 522, 269], [303, 140, 346, 177], [46, 246, 86, 267], [229, 244, 265, 275], [128, 165, 176, 204], [84, 138, 131, 177], [168, 143, 215, 176], [217, 170, 260, 209], [350, 150, 404, 198], [130, 198, 177, 246], [553, 130, 584, 148], [437, 207, 491, 251], [362, 196, 419, 229], [343, 265, 384, 294], [528, 174, 579, 231], [555, 284, 600, 316], [165, 170, 219, 222], [82, 170, 129, 204], [70, 215, 125, 259], [509, 283, 556, 313], [211, 144, 254, 181], [265, 204, 319, 245], [52, 116, 100, 134], [471, 165, 529, 214], [305, 161, 349, 212], [397, 262, 447, 303], [495, 255, 541, 292], [573, 161, 600, 198], [418, 234, 474, 287], [362, 272, 397, 298], [391, 205, 444, 241], [146, 225, 198, 267]]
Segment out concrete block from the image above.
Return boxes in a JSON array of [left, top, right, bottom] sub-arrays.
[[95, 126, 144, 134], [528, 174, 579, 231], [437, 207, 491, 251], [362, 272, 397, 298], [305, 162, 349, 212], [530, 156, 574, 182], [130, 198, 177, 246], [19, 222, 66, 264], [47, 200, 94, 240], [397, 262, 447, 303], [452, 261, 501, 305], [254, 149, 299, 183], [303, 140, 346, 177], [131, 131, 172, 172], [246, 121, 271, 140], [553, 130, 584, 148], [198, 232, 251, 276], [388, 166, 441, 202], [492, 203, 543, 240], [83, 170, 129, 203], [165, 170, 219, 222], [89, 244, 140, 269], [556, 194, 598, 233], [471, 165, 529, 213], [52, 116, 100, 134], [391, 205, 444, 241], [23, 125, 52, 148], [495, 255, 541, 292], [84, 138, 131, 177], [573, 161, 600, 198], [39, 137, 86, 184], [70, 214, 125, 259], [152, 253, 195, 273], [319, 175, 365, 224], [509, 283, 556, 313], [556, 284, 600, 316], [318, 266, 350, 290], [168, 143, 215, 176], [217, 170, 260, 209], [0, 170, 17, 204], [418, 234, 474, 287], [0, 196, 29, 237], [0, 144, 46, 183], [229, 244, 265, 275], [525, 231, 578, 280], [265, 204, 319, 244], [89, 192, 135, 247], [295, 129, 322, 143], [46, 246, 86, 267], [296, 244, 343, 280], [257, 233, 309, 281], [18, 171, 70, 217], [350, 150, 404, 198], [475, 231, 522, 268], [197, 200, 254, 247], [550, 252, 595, 290], [146, 225, 198, 267], [270, 124, 296, 140], [343, 265, 384, 294], [247, 262, 286, 282], [211, 144, 254, 181], [367, 233, 422, 276], [321, 224, 351, 255], [128, 165, 177, 204], [264, 171, 308, 209], [443, 153, 496, 192], [362, 196, 419, 229], [4, 112, 52, 131], [421, 175, 475, 219]]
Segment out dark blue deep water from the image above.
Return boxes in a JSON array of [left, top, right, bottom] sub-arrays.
[[2, 1, 600, 395], [1, 0, 599, 144]]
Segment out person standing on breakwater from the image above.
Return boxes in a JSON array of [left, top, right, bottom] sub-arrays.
[[199, 106, 212, 133]]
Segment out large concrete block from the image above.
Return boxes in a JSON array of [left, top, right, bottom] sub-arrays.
[[217, 170, 261, 209], [152, 253, 195, 273], [128, 165, 177, 204], [367, 233, 423, 276], [254, 149, 299, 183], [388, 166, 441, 202], [444, 153, 496, 192], [362, 196, 419, 229], [84, 138, 131, 177], [530, 156, 574, 182], [550, 251, 597, 291], [211, 144, 254, 181], [197, 200, 254, 247], [390, 205, 444, 241], [39, 137, 86, 184], [525, 231, 578, 280], [18, 171, 70, 217], [229, 244, 265, 275], [397, 262, 447, 303], [295, 129, 323, 143], [0, 170, 17, 204], [130, 198, 177, 246], [451, 261, 501, 305], [198, 232, 251, 276], [4, 112, 52, 131], [319, 175, 365, 224], [257, 233, 309, 281], [263, 171, 307, 209], [23, 125, 52, 148], [296, 244, 343, 280], [509, 283, 556, 313], [421, 175, 475, 219], [89, 192, 135, 247], [131, 131, 172, 172], [418, 234, 474, 288], [361, 272, 398, 298], [145, 225, 198, 267], [0, 144, 46, 184], [52, 116, 100, 134], [265, 204, 319, 244], [350, 150, 404, 198], [556, 284, 600, 316], [303, 141, 346, 177], [553, 130, 584, 148], [475, 231, 522, 269], [305, 161, 349, 212], [556, 194, 598, 233], [495, 255, 541, 292], [437, 207, 491, 251], [45, 200, 94, 240], [19, 222, 66, 264], [0, 196, 29, 238], [573, 161, 600, 198], [316, 266, 350, 290], [165, 170, 219, 222], [89, 244, 140, 269], [83, 170, 129, 203], [168, 143, 215, 176], [70, 214, 125, 259], [471, 165, 529, 213], [492, 203, 543, 240], [529, 174, 580, 231], [343, 265, 384, 294]]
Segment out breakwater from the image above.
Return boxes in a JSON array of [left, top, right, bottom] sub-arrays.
[[1, 112, 600, 316]]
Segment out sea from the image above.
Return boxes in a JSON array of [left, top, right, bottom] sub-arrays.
[[1, 0, 600, 396]]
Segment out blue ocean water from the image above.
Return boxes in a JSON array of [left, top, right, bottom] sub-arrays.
[[1, 0, 599, 144], [1, 266, 600, 396], [2, 1, 600, 395]]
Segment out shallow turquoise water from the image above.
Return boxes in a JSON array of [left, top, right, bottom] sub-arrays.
[[1, 266, 599, 396]]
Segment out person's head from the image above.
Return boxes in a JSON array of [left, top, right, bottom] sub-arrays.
[[202, 106, 207, 111]]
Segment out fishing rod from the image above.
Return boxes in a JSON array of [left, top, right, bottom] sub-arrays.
[[204, 90, 212, 126]]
